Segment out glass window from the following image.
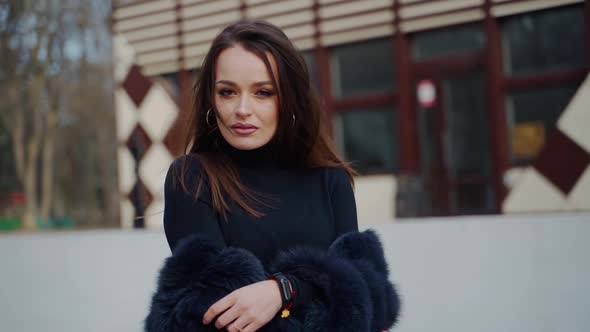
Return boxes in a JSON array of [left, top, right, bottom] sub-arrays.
[[501, 5, 585, 76], [506, 84, 579, 163], [302, 50, 320, 91], [158, 72, 179, 98], [330, 38, 395, 97], [412, 24, 485, 60], [335, 107, 399, 173], [443, 74, 491, 178]]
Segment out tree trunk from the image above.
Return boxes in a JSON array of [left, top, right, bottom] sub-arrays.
[[22, 142, 40, 230], [39, 111, 57, 225]]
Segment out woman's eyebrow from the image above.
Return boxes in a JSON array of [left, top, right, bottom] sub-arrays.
[[215, 80, 273, 87]]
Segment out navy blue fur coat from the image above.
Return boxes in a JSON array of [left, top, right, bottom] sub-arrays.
[[145, 230, 400, 331]]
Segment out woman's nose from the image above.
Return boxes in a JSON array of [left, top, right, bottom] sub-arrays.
[[235, 96, 252, 117]]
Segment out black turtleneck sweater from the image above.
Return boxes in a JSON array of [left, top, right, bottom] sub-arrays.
[[162, 144, 358, 311]]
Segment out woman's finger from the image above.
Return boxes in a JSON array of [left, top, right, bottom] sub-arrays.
[[214, 305, 242, 330], [203, 294, 235, 325], [227, 315, 253, 332]]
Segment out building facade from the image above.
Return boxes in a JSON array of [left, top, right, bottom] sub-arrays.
[[112, 0, 590, 228]]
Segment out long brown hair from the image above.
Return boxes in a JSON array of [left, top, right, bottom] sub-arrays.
[[179, 19, 356, 219]]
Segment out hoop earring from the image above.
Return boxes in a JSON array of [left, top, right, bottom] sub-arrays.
[[206, 108, 214, 127], [292, 114, 296, 127]]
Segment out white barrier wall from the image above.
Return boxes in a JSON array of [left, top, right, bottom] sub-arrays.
[[1, 213, 589, 332]]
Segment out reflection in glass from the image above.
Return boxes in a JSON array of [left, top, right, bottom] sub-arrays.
[[330, 38, 395, 97], [335, 107, 399, 173], [302, 50, 319, 92], [506, 84, 579, 163], [412, 23, 485, 60], [501, 5, 585, 76]]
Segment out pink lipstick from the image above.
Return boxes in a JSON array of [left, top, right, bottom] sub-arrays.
[[231, 123, 258, 135]]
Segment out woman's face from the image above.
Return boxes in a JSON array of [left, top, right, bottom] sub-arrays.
[[213, 44, 279, 151]]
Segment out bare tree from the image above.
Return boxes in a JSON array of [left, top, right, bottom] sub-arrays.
[[0, 0, 117, 230]]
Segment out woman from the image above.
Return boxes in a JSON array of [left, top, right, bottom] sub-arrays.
[[146, 19, 399, 332]]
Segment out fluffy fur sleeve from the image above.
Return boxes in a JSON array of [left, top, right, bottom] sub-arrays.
[[144, 235, 267, 332], [145, 230, 400, 332], [269, 230, 400, 332]]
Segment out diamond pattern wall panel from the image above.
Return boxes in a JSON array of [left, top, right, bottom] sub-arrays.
[[139, 143, 173, 198], [115, 37, 180, 228], [144, 198, 165, 230], [504, 73, 590, 213], [113, 35, 136, 83], [120, 198, 136, 229], [115, 89, 139, 142], [503, 168, 569, 213], [138, 84, 179, 141], [567, 165, 590, 210], [117, 146, 137, 194]]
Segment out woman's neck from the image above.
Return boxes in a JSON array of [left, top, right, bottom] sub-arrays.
[[221, 140, 281, 170]]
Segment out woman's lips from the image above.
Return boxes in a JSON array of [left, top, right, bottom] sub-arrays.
[[231, 124, 258, 135]]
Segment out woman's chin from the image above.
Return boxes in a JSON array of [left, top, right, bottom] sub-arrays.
[[225, 137, 268, 151]]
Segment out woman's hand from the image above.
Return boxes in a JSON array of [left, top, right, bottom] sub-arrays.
[[203, 280, 282, 332]]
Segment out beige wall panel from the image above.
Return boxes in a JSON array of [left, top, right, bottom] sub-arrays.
[[567, 166, 590, 210], [113, 35, 136, 83], [246, 0, 313, 18], [137, 49, 178, 66], [400, 0, 483, 19], [319, 0, 346, 4], [182, 26, 223, 45], [503, 168, 569, 213], [181, 0, 210, 5], [320, 11, 393, 33], [401, 9, 484, 32], [283, 24, 315, 40], [117, 146, 137, 195], [138, 85, 179, 142], [355, 175, 397, 226], [139, 144, 174, 198], [119, 198, 135, 229], [114, 0, 174, 20], [123, 23, 177, 43], [321, 25, 394, 47], [184, 55, 206, 70], [265, 10, 314, 27], [558, 74, 590, 153], [114, 11, 176, 32], [143, 62, 180, 76], [320, 0, 393, 19], [144, 198, 166, 229], [181, 0, 240, 19], [245, 0, 275, 5], [292, 37, 316, 50], [181, 11, 241, 31], [399, 0, 425, 4], [492, 0, 584, 17], [184, 43, 212, 58], [115, 89, 138, 142], [133, 36, 178, 53]]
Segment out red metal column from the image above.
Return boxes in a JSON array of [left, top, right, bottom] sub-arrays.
[[393, 1, 419, 173], [313, 0, 334, 137], [484, 0, 508, 212]]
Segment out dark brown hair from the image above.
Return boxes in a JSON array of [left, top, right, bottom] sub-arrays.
[[179, 19, 356, 218]]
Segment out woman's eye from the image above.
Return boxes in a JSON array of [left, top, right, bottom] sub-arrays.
[[218, 89, 234, 96], [256, 90, 275, 97]]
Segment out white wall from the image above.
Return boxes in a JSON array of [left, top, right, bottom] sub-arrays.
[[355, 175, 396, 225], [1, 213, 589, 332]]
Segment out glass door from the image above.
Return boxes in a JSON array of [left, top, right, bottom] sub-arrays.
[[418, 72, 496, 215]]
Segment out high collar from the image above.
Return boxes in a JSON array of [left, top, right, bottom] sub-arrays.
[[221, 139, 282, 170]]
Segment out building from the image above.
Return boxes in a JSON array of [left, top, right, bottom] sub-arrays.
[[111, 0, 590, 228]]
